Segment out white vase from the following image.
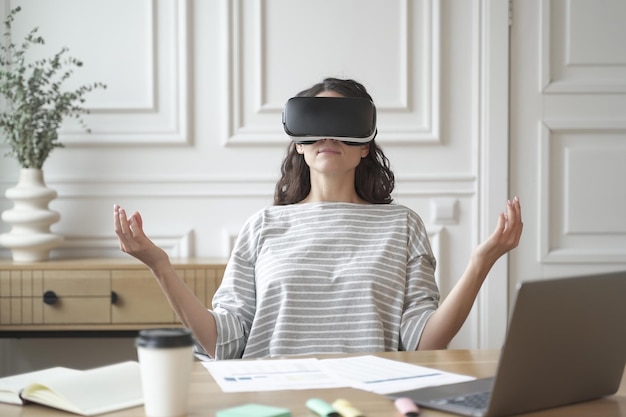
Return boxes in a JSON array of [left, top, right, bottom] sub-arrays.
[[0, 168, 63, 262]]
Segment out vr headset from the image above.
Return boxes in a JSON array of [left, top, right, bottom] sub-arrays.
[[282, 96, 377, 145]]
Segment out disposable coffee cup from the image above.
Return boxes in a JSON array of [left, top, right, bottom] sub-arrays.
[[135, 328, 194, 417]]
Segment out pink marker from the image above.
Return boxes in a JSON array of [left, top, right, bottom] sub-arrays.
[[394, 397, 420, 417]]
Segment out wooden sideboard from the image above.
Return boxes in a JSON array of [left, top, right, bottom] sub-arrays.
[[0, 258, 226, 335]]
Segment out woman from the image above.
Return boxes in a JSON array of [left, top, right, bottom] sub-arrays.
[[114, 78, 522, 360]]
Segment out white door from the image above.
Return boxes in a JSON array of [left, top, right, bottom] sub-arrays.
[[508, 0, 626, 306]]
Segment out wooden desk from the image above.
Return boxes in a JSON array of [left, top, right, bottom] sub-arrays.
[[1, 350, 624, 417]]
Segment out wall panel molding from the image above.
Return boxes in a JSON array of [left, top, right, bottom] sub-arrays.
[[57, 0, 190, 145], [5, 173, 476, 199], [49, 230, 193, 260], [539, 121, 626, 263], [541, 1, 626, 94], [224, 0, 441, 146]]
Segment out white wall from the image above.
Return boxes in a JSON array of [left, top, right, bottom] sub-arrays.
[[0, 0, 505, 373]]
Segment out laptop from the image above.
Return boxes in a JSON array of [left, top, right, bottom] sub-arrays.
[[387, 270, 626, 417]]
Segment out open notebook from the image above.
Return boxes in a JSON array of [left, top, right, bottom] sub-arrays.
[[0, 361, 143, 416], [388, 270, 626, 417]]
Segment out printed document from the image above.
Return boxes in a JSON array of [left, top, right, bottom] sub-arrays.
[[203, 355, 474, 394]]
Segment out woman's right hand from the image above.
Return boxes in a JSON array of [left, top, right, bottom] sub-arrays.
[[113, 204, 169, 269]]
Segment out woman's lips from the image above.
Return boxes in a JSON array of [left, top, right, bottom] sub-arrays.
[[318, 146, 340, 154]]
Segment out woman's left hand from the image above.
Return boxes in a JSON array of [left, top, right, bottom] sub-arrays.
[[473, 197, 523, 265]]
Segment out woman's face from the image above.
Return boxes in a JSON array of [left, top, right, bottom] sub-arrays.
[[295, 90, 370, 176]]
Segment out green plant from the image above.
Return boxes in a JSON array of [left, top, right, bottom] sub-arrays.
[[0, 6, 106, 169]]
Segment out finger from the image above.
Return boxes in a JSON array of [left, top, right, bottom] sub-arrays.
[[117, 208, 131, 236], [503, 201, 514, 231], [128, 212, 145, 238], [490, 212, 507, 239], [134, 211, 143, 228], [114, 205, 133, 252], [113, 204, 124, 235], [509, 197, 522, 222], [504, 199, 519, 229], [504, 198, 523, 245], [499, 211, 507, 232]]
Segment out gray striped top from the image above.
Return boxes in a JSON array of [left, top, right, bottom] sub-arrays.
[[209, 202, 439, 359]]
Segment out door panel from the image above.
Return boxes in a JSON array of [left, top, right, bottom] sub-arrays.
[[509, 0, 626, 302]]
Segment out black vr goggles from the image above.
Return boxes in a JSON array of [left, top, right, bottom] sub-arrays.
[[282, 97, 377, 145]]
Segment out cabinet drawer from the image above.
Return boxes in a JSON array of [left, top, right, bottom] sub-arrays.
[[41, 270, 110, 297], [0, 258, 227, 332], [41, 270, 112, 324], [44, 297, 111, 324], [111, 270, 175, 324], [1, 270, 113, 325]]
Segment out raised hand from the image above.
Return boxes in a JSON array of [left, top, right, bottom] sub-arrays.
[[473, 197, 523, 266], [113, 204, 169, 269]]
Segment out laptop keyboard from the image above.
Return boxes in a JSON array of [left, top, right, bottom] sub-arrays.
[[437, 391, 491, 410]]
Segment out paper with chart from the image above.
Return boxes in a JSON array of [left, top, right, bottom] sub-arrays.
[[203, 355, 474, 394], [202, 358, 346, 392], [317, 355, 475, 394]]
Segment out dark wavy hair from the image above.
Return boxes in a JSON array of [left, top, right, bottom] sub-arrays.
[[274, 78, 395, 205]]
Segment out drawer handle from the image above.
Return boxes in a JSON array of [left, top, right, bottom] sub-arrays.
[[42, 291, 120, 305], [43, 290, 58, 305]]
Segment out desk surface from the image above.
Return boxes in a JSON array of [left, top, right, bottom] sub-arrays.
[[1, 349, 624, 417]]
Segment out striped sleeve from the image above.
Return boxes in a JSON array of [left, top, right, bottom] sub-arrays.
[[399, 210, 439, 350], [210, 213, 261, 360]]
